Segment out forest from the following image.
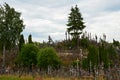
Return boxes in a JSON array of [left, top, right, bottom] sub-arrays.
[[0, 3, 120, 80]]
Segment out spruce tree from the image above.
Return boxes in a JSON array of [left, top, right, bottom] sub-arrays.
[[67, 5, 85, 39], [67, 5, 85, 49]]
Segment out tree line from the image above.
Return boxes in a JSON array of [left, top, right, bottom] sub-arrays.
[[0, 3, 120, 78]]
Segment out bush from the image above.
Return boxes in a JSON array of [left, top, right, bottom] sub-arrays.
[[16, 44, 39, 67], [37, 47, 61, 69]]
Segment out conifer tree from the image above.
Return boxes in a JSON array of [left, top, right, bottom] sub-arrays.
[[19, 34, 25, 51], [67, 5, 85, 39], [67, 5, 85, 48], [28, 34, 33, 44]]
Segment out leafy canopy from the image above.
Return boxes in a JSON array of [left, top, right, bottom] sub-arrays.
[[0, 3, 25, 48]]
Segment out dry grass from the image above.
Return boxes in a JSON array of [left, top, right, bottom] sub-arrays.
[[0, 75, 105, 80]]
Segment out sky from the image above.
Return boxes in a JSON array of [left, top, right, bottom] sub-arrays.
[[0, 0, 120, 42]]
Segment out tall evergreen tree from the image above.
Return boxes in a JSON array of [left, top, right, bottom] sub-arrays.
[[28, 34, 33, 44], [67, 5, 85, 39], [19, 34, 25, 51], [67, 5, 85, 49], [48, 35, 53, 47]]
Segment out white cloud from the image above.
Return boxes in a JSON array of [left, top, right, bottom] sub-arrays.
[[0, 0, 120, 42], [85, 11, 120, 42]]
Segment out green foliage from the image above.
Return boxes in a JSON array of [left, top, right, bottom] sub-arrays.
[[28, 34, 33, 44], [0, 3, 24, 68], [0, 3, 25, 47], [99, 44, 110, 68], [37, 47, 61, 69], [113, 39, 119, 47], [87, 45, 99, 69], [17, 44, 39, 67], [82, 58, 89, 70], [82, 45, 99, 71], [19, 34, 25, 51], [33, 41, 40, 48], [71, 38, 78, 48], [67, 5, 85, 39], [80, 38, 89, 49], [107, 45, 118, 65], [0, 75, 33, 80]]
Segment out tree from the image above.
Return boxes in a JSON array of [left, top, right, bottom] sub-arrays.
[[19, 34, 25, 51], [67, 5, 85, 48], [80, 37, 89, 49], [82, 58, 89, 70], [0, 3, 24, 69], [37, 47, 61, 69], [107, 45, 118, 66], [87, 45, 99, 71], [17, 44, 39, 67], [113, 39, 119, 47], [48, 35, 53, 47], [82, 45, 99, 75], [99, 44, 110, 68], [28, 34, 33, 44]]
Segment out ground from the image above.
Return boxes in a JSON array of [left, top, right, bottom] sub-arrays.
[[0, 75, 105, 80]]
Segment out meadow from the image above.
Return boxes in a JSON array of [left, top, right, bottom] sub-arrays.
[[0, 75, 105, 80]]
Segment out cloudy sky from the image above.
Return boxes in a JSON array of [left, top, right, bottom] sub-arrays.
[[0, 0, 120, 42]]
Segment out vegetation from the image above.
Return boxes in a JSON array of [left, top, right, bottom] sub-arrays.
[[28, 34, 33, 44], [67, 5, 85, 48], [0, 3, 24, 69], [67, 5, 85, 39], [0, 3, 120, 80], [17, 44, 39, 67], [37, 47, 61, 69], [19, 34, 25, 51], [0, 75, 105, 80]]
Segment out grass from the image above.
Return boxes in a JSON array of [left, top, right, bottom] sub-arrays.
[[0, 75, 105, 80], [0, 75, 33, 80]]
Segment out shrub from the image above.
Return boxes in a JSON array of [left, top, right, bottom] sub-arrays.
[[16, 44, 39, 67], [37, 47, 61, 69]]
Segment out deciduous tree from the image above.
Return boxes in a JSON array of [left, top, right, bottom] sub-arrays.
[[0, 3, 24, 68]]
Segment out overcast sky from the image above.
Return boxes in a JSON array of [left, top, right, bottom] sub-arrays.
[[0, 0, 120, 42]]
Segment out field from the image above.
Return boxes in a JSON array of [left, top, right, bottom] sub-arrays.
[[0, 75, 105, 80]]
